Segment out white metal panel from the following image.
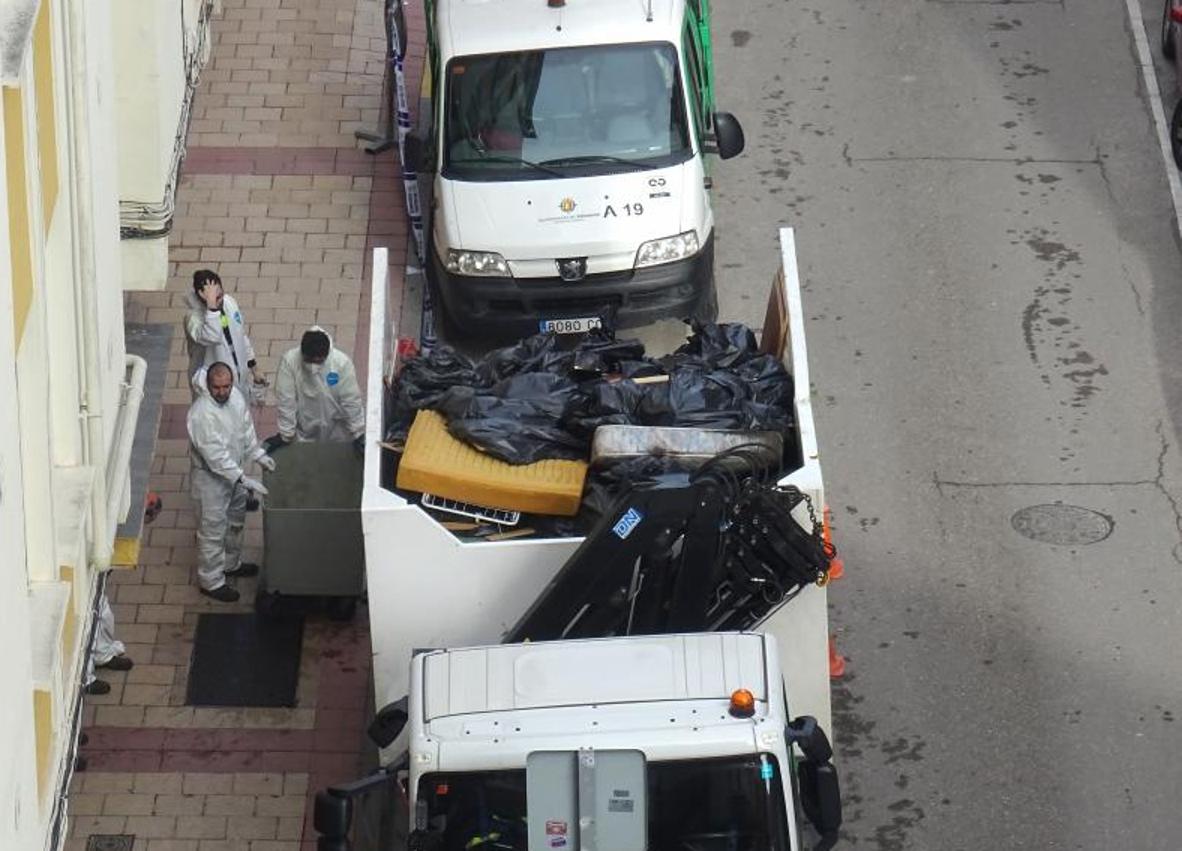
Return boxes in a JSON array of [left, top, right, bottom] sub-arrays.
[[512, 639, 682, 707], [423, 652, 450, 721], [422, 634, 770, 720], [447, 649, 490, 715]]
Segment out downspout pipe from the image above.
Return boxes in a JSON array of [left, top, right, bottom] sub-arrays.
[[60, 0, 112, 566], [105, 355, 147, 537]]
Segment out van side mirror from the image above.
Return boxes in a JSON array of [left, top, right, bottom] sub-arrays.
[[785, 715, 833, 763], [368, 696, 409, 748], [797, 761, 842, 837], [786, 716, 841, 839], [313, 790, 352, 851], [711, 112, 745, 159]]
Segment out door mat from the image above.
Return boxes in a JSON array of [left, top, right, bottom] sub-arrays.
[[186, 613, 304, 707], [87, 837, 135, 851]]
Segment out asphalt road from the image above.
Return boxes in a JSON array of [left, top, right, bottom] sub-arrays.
[[709, 1, 1182, 848]]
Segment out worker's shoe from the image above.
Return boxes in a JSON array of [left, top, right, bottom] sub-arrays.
[[96, 654, 134, 672], [84, 679, 111, 696], [200, 585, 241, 603], [225, 562, 259, 578]]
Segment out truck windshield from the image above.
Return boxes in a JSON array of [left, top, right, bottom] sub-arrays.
[[443, 42, 692, 181], [415, 755, 790, 851]]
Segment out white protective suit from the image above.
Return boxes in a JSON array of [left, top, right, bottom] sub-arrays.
[[275, 328, 366, 442], [187, 379, 268, 590], [83, 589, 126, 685], [185, 291, 257, 400]]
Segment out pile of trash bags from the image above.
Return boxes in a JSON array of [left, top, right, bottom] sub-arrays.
[[387, 322, 796, 466]]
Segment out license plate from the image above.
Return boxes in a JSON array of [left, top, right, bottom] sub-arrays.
[[539, 316, 603, 334]]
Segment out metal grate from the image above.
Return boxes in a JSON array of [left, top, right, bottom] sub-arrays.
[[87, 837, 135, 851], [421, 492, 521, 526]]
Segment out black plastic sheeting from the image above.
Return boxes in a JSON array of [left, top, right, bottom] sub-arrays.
[[387, 322, 796, 466]]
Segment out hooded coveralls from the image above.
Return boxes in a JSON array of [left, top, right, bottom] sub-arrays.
[[275, 328, 366, 442], [184, 291, 257, 400], [187, 382, 267, 590]]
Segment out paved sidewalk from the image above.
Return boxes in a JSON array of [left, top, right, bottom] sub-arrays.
[[69, 0, 426, 848]]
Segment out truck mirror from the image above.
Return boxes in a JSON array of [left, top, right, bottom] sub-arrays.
[[785, 715, 833, 764], [313, 790, 353, 849], [367, 696, 409, 747], [402, 133, 426, 172], [797, 761, 842, 837], [712, 112, 745, 159]]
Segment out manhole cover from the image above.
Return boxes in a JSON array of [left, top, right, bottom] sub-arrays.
[[1011, 504, 1113, 545], [87, 837, 134, 851]]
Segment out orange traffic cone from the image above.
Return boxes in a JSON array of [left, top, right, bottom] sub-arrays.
[[828, 635, 846, 679], [822, 507, 845, 581]]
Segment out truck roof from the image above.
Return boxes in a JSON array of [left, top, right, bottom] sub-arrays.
[[420, 633, 770, 721], [434, 0, 683, 60]]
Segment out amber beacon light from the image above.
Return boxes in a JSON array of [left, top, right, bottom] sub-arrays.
[[728, 688, 756, 718]]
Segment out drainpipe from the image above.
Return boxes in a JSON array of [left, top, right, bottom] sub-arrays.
[[105, 355, 147, 537], [59, 0, 112, 566]]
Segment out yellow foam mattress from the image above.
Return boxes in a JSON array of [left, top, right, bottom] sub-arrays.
[[397, 410, 588, 517]]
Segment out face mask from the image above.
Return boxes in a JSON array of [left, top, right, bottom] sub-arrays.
[[304, 362, 324, 375]]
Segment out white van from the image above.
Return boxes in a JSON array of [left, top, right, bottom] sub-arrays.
[[407, 0, 745, 338]]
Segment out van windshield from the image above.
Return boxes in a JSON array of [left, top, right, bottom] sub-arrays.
[[415, 755, 790, 851], [443, 42, 692, 181]]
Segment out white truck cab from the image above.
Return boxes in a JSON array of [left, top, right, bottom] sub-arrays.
[[407, 0, 745, 338], [314, 633, 841, 851]]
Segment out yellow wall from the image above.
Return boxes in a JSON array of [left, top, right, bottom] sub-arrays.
[[59, 566, 77, 675], [3, 88, 33, 347], [32, 689, 52, 799], [33, 0, 58, 231]]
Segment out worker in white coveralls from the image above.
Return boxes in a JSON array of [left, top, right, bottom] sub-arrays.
[[82, 593, 133, 695], [263, 327, 366, 454], [187, 363, 277, 603], [184, 269, 267, 403]]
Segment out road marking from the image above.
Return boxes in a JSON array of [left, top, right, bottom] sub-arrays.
[[1125, 0, 1182, 241]]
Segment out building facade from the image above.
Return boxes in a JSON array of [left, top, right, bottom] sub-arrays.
[[0, 1, 209, 847]]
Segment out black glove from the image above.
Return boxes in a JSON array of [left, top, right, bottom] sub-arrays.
[[353, 435, 365, 459], [263, 434, 288, 454]]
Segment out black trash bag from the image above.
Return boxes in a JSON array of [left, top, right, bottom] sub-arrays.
[[448, 416, 587, 464], [671, 321, 760, 369], [437, 374, 586, 464], [637, 368, 751, 430], [564, 379, 648, 440], [475, 333, 563, 384], [617, 359, 665, 380], [570, 330, 647, 377], [738, 353, 794, 408], [386, 344, 481, 439]]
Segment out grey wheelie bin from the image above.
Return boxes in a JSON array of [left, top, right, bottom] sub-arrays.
[[257, 441, 365, 619]]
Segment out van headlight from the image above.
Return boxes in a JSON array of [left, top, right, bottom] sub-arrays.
[[446, 249, 511, 277], [635, 231, 700, 268]]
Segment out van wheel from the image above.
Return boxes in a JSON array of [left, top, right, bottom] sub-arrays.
[[1164, 0, 1177, 59], [1171, 100, 1182, 168], [424, 234, 461, 344], [692, 276, 719, 324]]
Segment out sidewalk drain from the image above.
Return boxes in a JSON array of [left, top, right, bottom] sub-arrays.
[[86, 837, 134, 851], [1011, 504, 1114, 546]]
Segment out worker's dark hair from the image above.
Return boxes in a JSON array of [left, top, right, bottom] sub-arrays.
[[300, 329, 331, 360], [192, 269, 222, 293], [206, 362, 234, 384]]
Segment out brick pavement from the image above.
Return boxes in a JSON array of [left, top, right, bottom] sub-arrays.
[[69, 0, 426, 847]]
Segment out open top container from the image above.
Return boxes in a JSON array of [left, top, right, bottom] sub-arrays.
[[361, 228, 831, 734]]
